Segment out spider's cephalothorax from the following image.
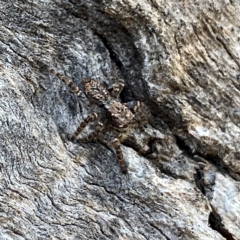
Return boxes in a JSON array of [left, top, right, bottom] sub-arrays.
[[51, 69, 144, 174], [106, 100, 134, 129], [84, 78, 110, 104], [83, 78, 134, 129]]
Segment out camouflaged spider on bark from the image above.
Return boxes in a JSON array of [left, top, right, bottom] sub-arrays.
[[50, 69, 147, 174]]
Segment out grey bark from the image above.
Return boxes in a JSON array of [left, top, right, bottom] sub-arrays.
[[0, 0, 239, 239]]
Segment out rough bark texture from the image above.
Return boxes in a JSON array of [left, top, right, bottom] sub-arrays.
[[1, 0, 240, 239]]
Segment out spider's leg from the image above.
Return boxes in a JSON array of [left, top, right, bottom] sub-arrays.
[[133, 101, 150, 129], [124, 101, 140, 111], [71, 113, 98, 140], [77, 122, 104, 143], [50, 68, 82, 96], [98, 137, 114, 152], [109, 79, 125, 98], [112, 138, 127, 174]]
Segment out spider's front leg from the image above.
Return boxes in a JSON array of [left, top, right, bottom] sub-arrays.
[[71, 113, 98, 141], [50, 68, 82, 96], [109, 79, 125, 98], [112, 138, 127, 174], [78, 122, 104, 143], [131, 101, 150, 129]]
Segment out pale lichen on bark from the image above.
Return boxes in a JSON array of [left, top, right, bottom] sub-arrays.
[[0, 0, 240, 239]]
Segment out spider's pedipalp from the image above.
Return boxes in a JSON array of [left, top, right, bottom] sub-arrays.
[[109, 79, 125, 98], [112, 138, 127, 174], [71, 112, 98, 140]]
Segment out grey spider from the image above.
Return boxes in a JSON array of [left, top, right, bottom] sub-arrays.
[[50, 69, 147, 173]]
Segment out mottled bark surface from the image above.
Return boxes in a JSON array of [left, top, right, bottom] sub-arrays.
[[1, 0, 240, 239]]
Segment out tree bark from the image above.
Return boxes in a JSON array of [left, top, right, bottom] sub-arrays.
[[0, 0, 239, 239]]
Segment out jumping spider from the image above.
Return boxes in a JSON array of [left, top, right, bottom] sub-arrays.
[[51, 69, 148, 173]]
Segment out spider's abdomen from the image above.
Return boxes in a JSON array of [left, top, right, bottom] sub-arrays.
[[84, 79, 110, 104], [107, 100, 134, 128]]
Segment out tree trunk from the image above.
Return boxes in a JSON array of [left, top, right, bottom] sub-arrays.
[[1, 0, 239, 239]]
